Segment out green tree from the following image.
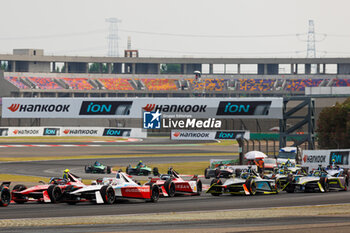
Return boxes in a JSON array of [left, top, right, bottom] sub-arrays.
[[89, 63, 108, 73], [160, 64, 181, 74], [317, 97, 350, 149]]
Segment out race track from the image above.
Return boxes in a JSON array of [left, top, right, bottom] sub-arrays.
[[1, 138, 350, 232]]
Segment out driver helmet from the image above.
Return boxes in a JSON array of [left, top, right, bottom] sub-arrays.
[[64, 169, 70, 173], [139, 160, 142, 163]]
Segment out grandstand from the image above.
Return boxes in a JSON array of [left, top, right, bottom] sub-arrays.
[[1, 72, 350, 98], [0, 49, 350, 97]]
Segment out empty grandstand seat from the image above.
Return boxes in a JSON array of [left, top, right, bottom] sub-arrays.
[[332, 78, 350, 87], [188, 79, 227, 91], [28, 77, 63, 90], [99, 78, 134, 90], [142, 78, 178, 91], [238, 79, 275, 91], [5, 76, 29, 89], [61, 77, 95, 90], [285, 79, 322, 91]]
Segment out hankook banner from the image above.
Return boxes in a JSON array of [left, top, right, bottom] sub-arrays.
[[2, 97, 283, 119], [302, 149, 350, 170], [0, 127, 146, 138], [171, 130, 250, 140]]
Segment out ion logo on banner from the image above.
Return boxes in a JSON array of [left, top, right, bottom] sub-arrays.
[[330, 151, 350, 165], [143, 111, 161, 129], [43, 128, 59, 136], [79, 101, 132, 115], [215, 131, 246, 139], [102, 128, 131, 137], [216, 101, 271, 116]]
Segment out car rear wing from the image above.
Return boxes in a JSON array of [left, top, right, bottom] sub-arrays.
[[1, 181, 11, 187]]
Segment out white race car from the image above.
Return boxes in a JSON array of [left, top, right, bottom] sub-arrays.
[[65, 172, 159, 204]]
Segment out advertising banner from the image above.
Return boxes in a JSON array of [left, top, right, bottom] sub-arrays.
[[6, 127, 44, 137], [302, 149, 350, 170], [171, 130, 250, 140], [2, 97, 283, 119], [0, 127, 146, 138]]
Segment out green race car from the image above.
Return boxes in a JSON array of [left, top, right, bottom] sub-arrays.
[[126, 162, 159, 176], [85, 161, 112, 174]]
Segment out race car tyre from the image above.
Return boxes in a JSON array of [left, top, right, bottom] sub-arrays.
[[107, 166, 112, 174], [85, 165, 91, 173], [147, 183, 160, 203], [63, 185, 79, 204], [12, 184, 28, 204], [204, 168, 210, 179], [320, 177, 330, 192], [126, 166, 130, 175], [210, 178, 222, 196], [0, 187, 11, 207], [136, 167, 141, 175], [100, 185, 115, 204], [215, 168, 220, 178], [196, 179, 202, 195], [164, 179, 176, 197], [47, 185, 62, 203], [245, 178, 256, 195], [235, 169, 241, 178], [143, 170, 150, 176], [153, 167, 159, 176], [285, 174, 295, 193]]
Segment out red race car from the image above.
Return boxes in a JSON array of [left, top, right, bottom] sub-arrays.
[[11, 172, 85, 204], [148, 168, 202, 197]]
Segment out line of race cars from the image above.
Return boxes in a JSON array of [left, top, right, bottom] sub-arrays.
[[1, 159, 349, 207]]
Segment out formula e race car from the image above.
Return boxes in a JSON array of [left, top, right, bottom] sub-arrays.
[[285, 166, 349, 193], [126, 163, 159, 176], [11, 172, 85, 203], [148, 168, 202, 197], [85, 161, 112, 174], [206, 168, 279, 196], [0, 182, 11, 207], [65, 171, 160, 204], [204, 165, 235, 179]]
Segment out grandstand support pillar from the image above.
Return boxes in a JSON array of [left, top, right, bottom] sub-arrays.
[[323, 64, 326, 74], [10, 61, 16, 72], [132, 63, 136, 74], [209, 64, 213, 74], [64, 62, 68, 73], [52, 62, 56, 73], [237, 64, 241, 74], [264, 64, 268, 75], [107, 63, 112, 74], [290, 64, 293, 74], [182, 64, 187, 74], [316, 64, 320, 74], [295, 64, 298, 74], [85, 63, 89, 73]]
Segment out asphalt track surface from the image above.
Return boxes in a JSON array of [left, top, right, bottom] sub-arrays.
[[1, 138, 350, 232]]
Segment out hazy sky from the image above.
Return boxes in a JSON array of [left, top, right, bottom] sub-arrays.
[[1, 0, 350, 58]]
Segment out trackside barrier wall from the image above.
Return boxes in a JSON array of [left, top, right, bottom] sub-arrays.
[[302, 149, 350, 170], [0, 127, 147, 138], [170, 130, 250, 140]]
